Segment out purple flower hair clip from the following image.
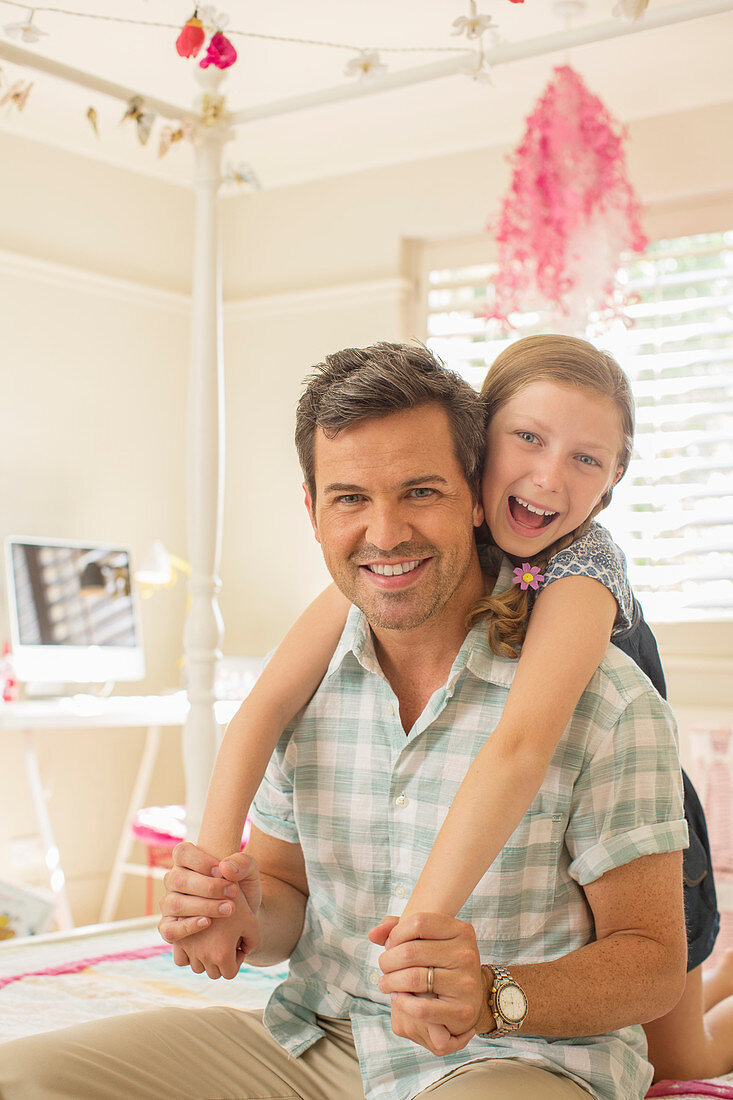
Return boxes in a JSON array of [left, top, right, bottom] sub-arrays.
[[512, 563, 545, 591]]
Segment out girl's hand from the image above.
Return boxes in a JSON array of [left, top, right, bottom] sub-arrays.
[[369, 914, 480, 1056], [216, 851, 262, 917], [172, 889, 259, 979], [158, 843, 262, 972]]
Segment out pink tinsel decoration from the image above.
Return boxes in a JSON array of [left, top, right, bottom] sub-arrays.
[[489, 65, 647, 330]]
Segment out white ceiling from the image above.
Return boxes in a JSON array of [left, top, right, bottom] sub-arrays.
[[1, 0, 732, 191]]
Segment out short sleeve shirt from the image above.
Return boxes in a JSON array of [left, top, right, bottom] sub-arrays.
[[542, 521, 636, 635], [250, 556, 687, 1100]]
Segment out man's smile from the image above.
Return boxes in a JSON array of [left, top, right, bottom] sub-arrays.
[[365, 559, 421, 576], [359, 558, 430, 589]]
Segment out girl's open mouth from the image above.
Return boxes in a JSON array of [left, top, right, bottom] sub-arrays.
[[508, 495, 558, 530]]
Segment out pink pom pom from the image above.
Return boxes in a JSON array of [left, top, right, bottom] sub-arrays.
[[487, 66, 647, 329]]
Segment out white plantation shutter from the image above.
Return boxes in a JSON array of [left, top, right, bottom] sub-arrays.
[[424, 231, 733, 622]]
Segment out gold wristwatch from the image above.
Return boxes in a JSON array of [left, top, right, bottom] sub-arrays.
[[480, 964, 528, 1037]]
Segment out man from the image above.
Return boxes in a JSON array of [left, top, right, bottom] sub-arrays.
[[0, 343, 687, 1100]]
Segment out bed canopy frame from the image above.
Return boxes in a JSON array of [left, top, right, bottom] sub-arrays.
[[0, 0, 728, 841]]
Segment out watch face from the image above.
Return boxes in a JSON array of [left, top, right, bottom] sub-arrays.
[[497, 984, 527, 1023]]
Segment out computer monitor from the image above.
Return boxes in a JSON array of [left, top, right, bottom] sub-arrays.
[[4, 537, 145, 684]]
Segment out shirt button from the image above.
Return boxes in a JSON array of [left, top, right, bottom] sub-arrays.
[[394, 884, 406, 899], [395, 793, 408, 808], [387, 703, 395, 716], [368, 971, 380, 986]]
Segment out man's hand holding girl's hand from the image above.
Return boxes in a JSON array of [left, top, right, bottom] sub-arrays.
[[369, 913, 484, 1057], [158, 844, 261, 978]]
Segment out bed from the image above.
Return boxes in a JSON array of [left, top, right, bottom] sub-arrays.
[[0, 917, 286, 1044], [2, 919, 733, 1100]]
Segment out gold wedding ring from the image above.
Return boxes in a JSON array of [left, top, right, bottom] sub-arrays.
[[427, 965, 435, 995]]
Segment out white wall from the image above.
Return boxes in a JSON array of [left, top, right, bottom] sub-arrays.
[[1, 98, 732, 924], [0, 134, 193, 921], [0, 258, 190, 692], [1, 130, 193, 291]]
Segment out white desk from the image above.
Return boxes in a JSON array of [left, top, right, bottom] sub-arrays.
[[0, 694, 240, 930]]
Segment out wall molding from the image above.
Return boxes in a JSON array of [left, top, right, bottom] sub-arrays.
[[0, 249, 190, 313], [224, 276, 414, 320], [1, 251, 413, 321]]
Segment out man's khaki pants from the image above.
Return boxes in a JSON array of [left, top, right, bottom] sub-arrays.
[[0, 1007, 590, 1099]]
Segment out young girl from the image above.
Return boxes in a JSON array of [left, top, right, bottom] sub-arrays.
[[178, 335, 728, 1082]]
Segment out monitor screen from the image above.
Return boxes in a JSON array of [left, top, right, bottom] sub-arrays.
[[4, 537, 146, 683]]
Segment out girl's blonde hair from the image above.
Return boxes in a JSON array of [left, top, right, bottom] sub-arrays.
[[468, 334, 635, 658]]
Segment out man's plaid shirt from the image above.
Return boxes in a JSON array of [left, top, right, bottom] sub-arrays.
[[251, 558, 688, 1100]]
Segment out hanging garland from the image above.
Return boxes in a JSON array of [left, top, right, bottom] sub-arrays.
[[176, 8, 237, 71], [488, 64, 647, 331], [1, 1, 480, 68], [0, 0, 483, 159], [0, 68, 32, 109], [0, 1, 654, 182], [176, 13, 206, 59]]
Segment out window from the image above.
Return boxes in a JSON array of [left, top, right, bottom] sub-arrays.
[[424, 231, 733, 622]]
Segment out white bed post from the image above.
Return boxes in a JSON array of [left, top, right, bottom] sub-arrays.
[[183, 72, 231, 841]]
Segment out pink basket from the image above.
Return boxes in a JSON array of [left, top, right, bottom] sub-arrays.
[[130, 805, 251, 914], [131, 804, 187, 850], [131, 805, 252, 851]]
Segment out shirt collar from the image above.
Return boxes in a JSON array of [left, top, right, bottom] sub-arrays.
[[326, 604, 383, 681], [326, 577, 519, 692]]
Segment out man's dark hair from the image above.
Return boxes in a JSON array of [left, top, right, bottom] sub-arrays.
[[295, 342, 486, 503]]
